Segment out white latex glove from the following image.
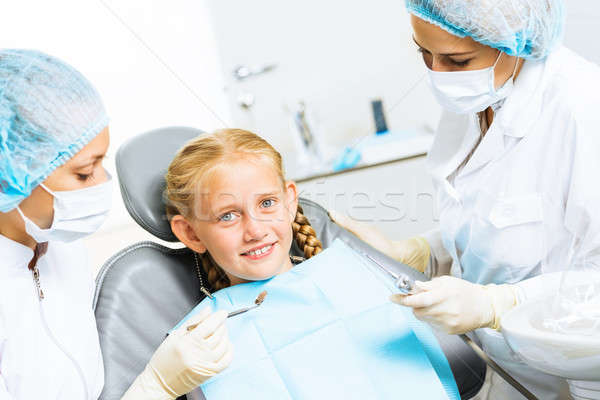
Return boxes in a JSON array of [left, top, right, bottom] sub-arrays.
[[390, 276, 520, 334], [329, 209, 430, 272], [122, 307, 233, 400]]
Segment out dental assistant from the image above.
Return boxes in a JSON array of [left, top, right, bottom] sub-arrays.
[[332, 0, 600, 398], [0, 50, 232, 400]]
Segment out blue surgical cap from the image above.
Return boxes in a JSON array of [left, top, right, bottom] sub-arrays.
[[0, 49, 108, 212], [405, 0, 565, 59]]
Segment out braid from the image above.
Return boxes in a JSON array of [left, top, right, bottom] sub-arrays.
[[200, 252, 231, 291], [292, 205, 323, 259]]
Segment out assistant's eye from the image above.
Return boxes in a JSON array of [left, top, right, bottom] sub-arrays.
[[261, 199, 276, 208], [77, 173, 93, 182]]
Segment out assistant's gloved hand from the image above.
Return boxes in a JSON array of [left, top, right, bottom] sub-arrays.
[[122, 307, 233, 400], [390, 276, 520, 334], [328, 210, 430, 273]]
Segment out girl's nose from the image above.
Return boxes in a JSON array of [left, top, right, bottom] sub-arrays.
[[243, 214, 267, 242]]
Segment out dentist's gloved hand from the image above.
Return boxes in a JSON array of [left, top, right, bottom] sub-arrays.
[[329, 210, 430, 273], [390, 276, 521, 334], [122, 307, 233, 400]]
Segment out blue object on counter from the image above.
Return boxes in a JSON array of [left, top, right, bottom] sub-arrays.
[[332, 146, 362, 171]]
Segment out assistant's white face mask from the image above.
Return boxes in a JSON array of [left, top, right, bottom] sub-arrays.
[[427, 51, 519, 114], [17, 172, 113, 243]]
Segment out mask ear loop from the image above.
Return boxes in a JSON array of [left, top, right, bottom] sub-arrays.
[[492, 50, 504, 68], [39, 183, 57, 197], [490, 51, 520, 93], [508, 54, 520, 82]]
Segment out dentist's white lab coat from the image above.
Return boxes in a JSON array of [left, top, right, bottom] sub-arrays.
[[424, 46, 600, 399], [0, 235, 104, 399]]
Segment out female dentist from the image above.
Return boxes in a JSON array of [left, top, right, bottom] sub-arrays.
[[0, 50, 232, 399], [332, 0, 600, 398]]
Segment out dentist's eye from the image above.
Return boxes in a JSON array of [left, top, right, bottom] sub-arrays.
[[449, 58, 471, 67]]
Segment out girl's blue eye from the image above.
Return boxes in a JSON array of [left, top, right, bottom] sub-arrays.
[[261, 199, 275, 208], [219, 212, 237, 222]]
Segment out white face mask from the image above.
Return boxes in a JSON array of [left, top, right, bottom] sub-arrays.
[[427, 52, 519, 114], [17, 172, 113, 243]]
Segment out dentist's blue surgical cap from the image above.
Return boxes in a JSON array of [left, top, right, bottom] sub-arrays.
[[0, 49, 108, 212], [405, 0, 565, 59]]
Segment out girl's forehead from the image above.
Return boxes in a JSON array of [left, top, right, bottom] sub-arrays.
[[201, 157, 284, 199]]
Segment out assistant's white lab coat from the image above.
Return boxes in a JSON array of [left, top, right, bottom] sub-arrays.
[[0, 235, 104, 399], [424, 46, 600, 399]]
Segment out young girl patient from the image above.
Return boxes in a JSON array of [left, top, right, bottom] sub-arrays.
[[166, 128, 322, 292], [164, 129, 459, 400]]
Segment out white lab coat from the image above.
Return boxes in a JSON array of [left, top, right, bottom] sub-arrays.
[[424, 46, 600, 399], [0, 235, 104, 399]]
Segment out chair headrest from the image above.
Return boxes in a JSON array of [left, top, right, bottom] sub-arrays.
[[116, 126, 203, 242]]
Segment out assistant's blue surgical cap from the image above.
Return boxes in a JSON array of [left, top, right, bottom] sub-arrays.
[[0, 49, 108, 212], [405, 0, 565, 59]]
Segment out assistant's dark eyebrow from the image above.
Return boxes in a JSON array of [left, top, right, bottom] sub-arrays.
[[412, 36, 476, 57], [74, 154, 105, 169]]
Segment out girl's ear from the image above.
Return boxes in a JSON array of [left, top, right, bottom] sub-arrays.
[[284, 180, 299, 219], [170, 215, 207, 253]]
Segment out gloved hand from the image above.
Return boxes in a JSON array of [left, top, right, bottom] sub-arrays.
[[122, 307, 233, 400], [328, 210, 430, 273], [390, 276, 520, 334]]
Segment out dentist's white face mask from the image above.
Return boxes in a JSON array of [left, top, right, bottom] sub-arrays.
[[427, 51, 519, 114], [17, 172, 113, 243]]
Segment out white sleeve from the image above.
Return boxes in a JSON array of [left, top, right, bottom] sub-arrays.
[[563, 135, 600, 268], [565, 57, 600, 265], [0, 378, 14, 400], [515, 272, 563, 303], [516, 83, 600, 302], [0, 305, 15, 400], [422, 228, 453, 278]]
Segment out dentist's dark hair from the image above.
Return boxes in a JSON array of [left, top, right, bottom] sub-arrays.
[[164, 128, 322, 291]]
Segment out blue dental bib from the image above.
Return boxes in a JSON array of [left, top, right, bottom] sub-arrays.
[[175, 239, 459, 399]]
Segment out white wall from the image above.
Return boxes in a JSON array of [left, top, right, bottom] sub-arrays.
[[3, 0, 232, 269], [564, 0, 600, 65], [2, 0, 231, 230], [207, 0, 443, 177]]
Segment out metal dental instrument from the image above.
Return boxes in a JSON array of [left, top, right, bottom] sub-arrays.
[[227, 290, 268, 317], [186, 291, 268, 332], [360, 253, 539, 399], [362, 252, 415, 294], [360, 250, 538, 398], [459, 334, 539, 400]]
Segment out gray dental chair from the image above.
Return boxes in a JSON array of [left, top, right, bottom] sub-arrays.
[[93, 126, 486, 400]]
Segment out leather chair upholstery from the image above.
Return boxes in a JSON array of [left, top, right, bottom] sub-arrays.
[[93, 127, 486, 399]]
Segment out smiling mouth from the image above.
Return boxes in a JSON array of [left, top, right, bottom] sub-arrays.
[[241, 243, 275, 258]]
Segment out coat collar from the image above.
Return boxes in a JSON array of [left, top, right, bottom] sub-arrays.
[[0, 234, 34, 269], [495, 55, 547, 138]]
